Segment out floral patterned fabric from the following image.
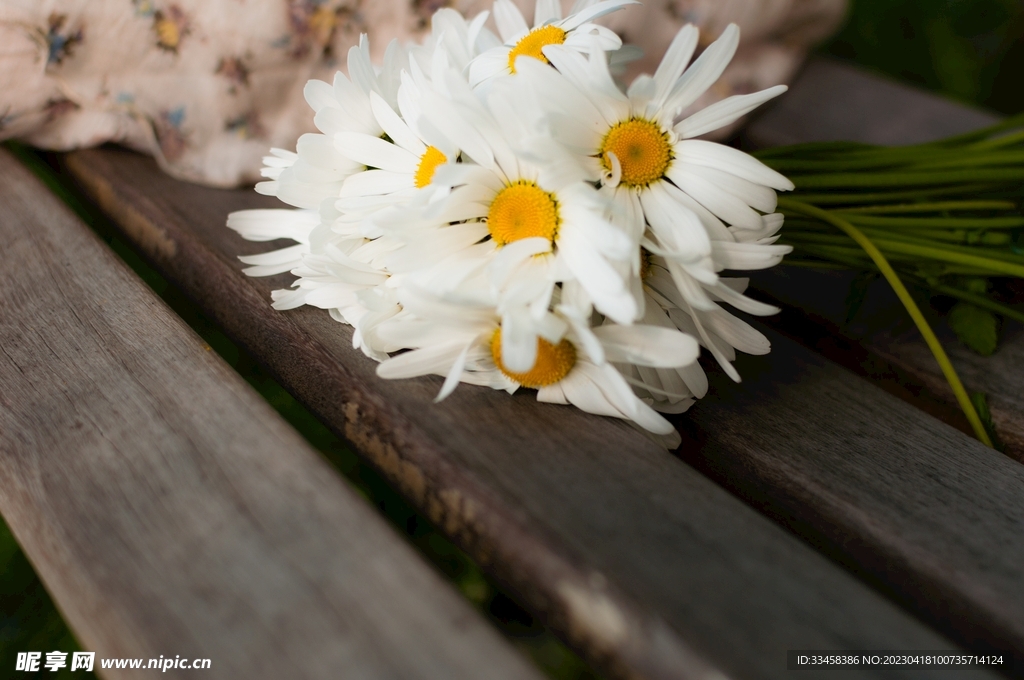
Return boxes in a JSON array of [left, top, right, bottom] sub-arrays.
[[0, 0, 845, 187]]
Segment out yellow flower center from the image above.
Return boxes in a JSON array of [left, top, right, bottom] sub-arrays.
[[600, 118, 673, 187], [491, 329, 576, 388], [508, 25, 567, 73], [487, 181, 559, 247], [414, 146, 447, 188]]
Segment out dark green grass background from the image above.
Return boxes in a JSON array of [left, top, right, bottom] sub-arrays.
[[825, 0, 1024, 115], [3, 1, 1022, 678]]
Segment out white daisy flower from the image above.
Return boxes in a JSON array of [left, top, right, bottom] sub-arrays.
[[377, 67, 637, 335], [516, 25, 793, 271], [256, 36, 409, 210], [226, 207, 320, 278], [408, 7, 501, 77], [226, 204, 401, 360], [509, 25, 793, 374], [332, 85, 458, 228], [228, 34, 465, 361], [374, 284, 698, 442], [468, 0, 636, 87]]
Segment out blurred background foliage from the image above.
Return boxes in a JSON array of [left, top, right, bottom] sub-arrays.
[[825, 0, 1024, 114], [2, 2, 1022, 679]]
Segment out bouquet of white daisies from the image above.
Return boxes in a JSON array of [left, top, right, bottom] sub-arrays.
[[227, 0, 794, 448]]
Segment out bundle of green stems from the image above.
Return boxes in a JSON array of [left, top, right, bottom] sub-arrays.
[[754, 113, 1024, 447]]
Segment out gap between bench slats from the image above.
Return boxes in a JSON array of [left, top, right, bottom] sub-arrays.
[[743, 57, 1024, 460], [0, 148, 545, 680], [56, 141, 1015, 680]]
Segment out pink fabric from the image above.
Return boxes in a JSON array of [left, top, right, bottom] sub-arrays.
[[0, 0, 845, 187]]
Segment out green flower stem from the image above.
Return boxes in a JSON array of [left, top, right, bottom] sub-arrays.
[[783, 231, 1024, 275], [778, 197, 993, 447], [786, 225, 1014, 246], [774, 259, 849, 269], [838, 200, 1017, 213], [764, 151, 951, 172], [752, 141, 873, 158], [914, 112, 1024, 146], [970, 129, 1024, 150], [905, 151, 1024, 170], [835, 214, 1024, 229], [794, 169, 1024, 189], [859, 228, 1014, 246], [924, 281, 1024, 324], [787, 184, 997, 205]]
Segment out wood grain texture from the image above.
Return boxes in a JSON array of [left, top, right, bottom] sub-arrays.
[[743, 57, 1024, 459], [682, 334, 1024, 663], [0, 148, 545, 680], [56, 141, 1014, 680]]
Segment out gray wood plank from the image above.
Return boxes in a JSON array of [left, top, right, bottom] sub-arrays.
[[0, 147, 545, 680], [743, 56, 1024, 459], [744, 57, 998, 148], [56, 144, 1014, 679], [683, 332, 1024, 663]]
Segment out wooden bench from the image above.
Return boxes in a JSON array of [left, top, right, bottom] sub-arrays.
[[2, 56, 1022, 679]]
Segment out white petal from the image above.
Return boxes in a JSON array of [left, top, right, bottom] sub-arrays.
[[663, 23, 740, 117], [491, 237, 552, 288], [493, 0, 529, 42], [270, 287, 308, 310], [340, 170, 414, 197], [515, 56, 609, 133], [271, 179, 342, 210], [421, 91, 495, 170], [347, 40, 382, 101], [545, 46, 630, 122], [676, 140, 794, 191], [333, 72, 379, 133], [559, 0, 638, 31], [678, 360, 708, 398], [711, 241, 792, 270], [501, 307, 539, 373], [639, 182, 711, 258], [675, 86, 788, 139], [377, 340, 468, 380], [703, 310, 771, 356], [297, 133, 353, 172], [305, 284, 360, 310], [336, 132, 418, 173], [649, 25, 699, 114], [627, 74, 657, 110], [578, 362, 675, 434], [436, 342, 474, 402], [559, 366, 622, 418], [469, 47, 512, 86], [666, 167, 763, 229], [237, 244, 307, 277], [370, 92, 426, 156], [535, 0, 561, 26], [655, 174, 733, 241], [304, 79, 338, 113], [709, 279, 780, 316], [593, 325, 700, 368], [226, 209, 320, 243], [537, 382, 569, 404]]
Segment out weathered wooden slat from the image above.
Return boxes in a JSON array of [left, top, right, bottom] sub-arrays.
[[57, 140, 1014, 678], [743, 57, 1024, 460], [0, 148, 545, 680], [682, 336, 1024, 662], [744, 57, 998, 148]]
